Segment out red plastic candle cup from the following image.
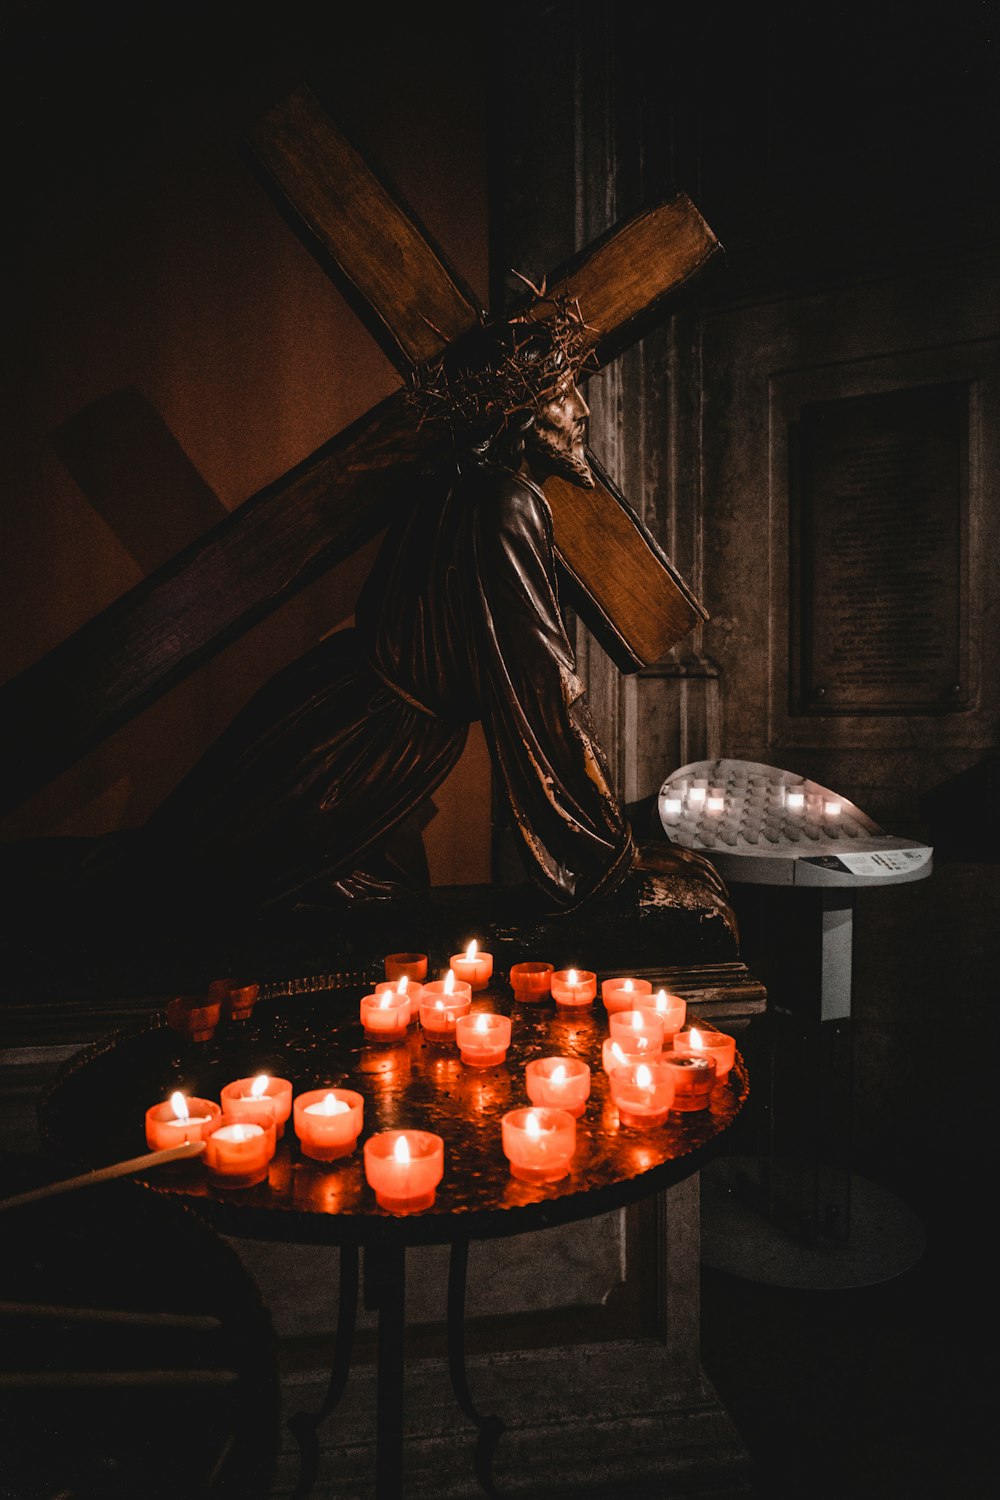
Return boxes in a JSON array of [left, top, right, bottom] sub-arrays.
[[449, 939, 494, 991], [165, 994, 221, 1043], [600, 976, 653, 1014], [673, 1025, 736, 1083], [635, 987, 687, 1044], [501, 1106, 576, 1183], [208, 978, 260, 1022], [509, 961, 554, 1003], [220, 1074, 293, 1138], [384, 952, 428, 984], [145, 1092, 221, 1151], [609, 1060, 676, 1127], [551, 968, 597, 1008], [364, 1129, 444, 1213], [525, 1056, 591, 1117], [419, 973, 472, 1040], [609, 1008, 665, 1052], [455, 1011, 512, 1068], [293, 1088, 364, 1161], [662, 1051, 717, 1111], [220, 1095, 277, 1159], [360, 990, 410, 1041], [204, 1116, 275, 1188], [602, 1036, 657, 1075], [374, 976, 422, 1022]]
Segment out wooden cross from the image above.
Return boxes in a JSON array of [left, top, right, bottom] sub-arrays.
[[0, 85, 720, 816]]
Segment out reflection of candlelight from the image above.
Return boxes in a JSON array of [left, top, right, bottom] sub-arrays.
[[787, 789, 805, 811], [661, 796, 682, 819], [824, 800, 842, 817]]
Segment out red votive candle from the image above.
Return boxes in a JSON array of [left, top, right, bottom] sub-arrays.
[[609, 1060, 675, 1127], [609, 1008, 665, 1052], [662, 1051, 717, 1111], [673, 1025, 736, 1083], [208, 978, 260, 1022], [165, 994, 222, 1043], [509, 961, 554, 1002], [420, 972, 472, 1039], [551, 967, 597, 1008], [204, 1116, 275, 1188], [602, 1036, 658, 1074], [525, 1056, 591, 1117], [360, 990, 409, 1040], [455, 1011, 512, 1068], [364, 1129, 444, 1213], [384, 952, 428, 984], [374, 975, 422, 1022], [449, 939, 493, 990], [601, 976, 653, 1014], [145, 1092, 221, 1151], [501, 1107, 576, 1183], [635, 987, 687, 1045], [293, 1088, 364, 1161], [220, 1074, 293, 1138]]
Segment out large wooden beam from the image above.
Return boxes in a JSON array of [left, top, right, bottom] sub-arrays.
[[0, 91, 720, 816]]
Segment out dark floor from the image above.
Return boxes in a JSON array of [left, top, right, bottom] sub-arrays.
[[696, 1148, 994, 1500]]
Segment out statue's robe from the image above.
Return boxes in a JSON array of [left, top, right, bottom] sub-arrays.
[[140, 456, 635, 916]]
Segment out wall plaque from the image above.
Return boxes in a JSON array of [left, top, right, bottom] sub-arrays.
[[791, 382, 968, 714]]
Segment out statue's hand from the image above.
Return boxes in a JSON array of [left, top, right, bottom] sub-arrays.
[[633, 838, 731, 903]]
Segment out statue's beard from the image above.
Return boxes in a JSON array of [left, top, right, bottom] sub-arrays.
[[526, 426, 595, 488]]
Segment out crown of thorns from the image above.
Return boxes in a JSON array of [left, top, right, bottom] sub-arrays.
[[407, 281, 600, 431]]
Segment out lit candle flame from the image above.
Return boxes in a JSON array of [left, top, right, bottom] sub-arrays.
[[398, 975, 409, 993], [444, 969, 456, 995], [655, 988, 667, 1004], [610, 1043, 627, 1067], [636, 1064, 653, 1089], [551, 1063, 567, 1084], [631, 1012, 644, 1030], [378, 993, 394, 1008], [229, 1124, 254, 1143], [475, 1012, 489, 1034], [624, 979, 633, 992], [319, 1092, 348, 1116], [394, 1134, 412, 1164], [525, 1111, 542, 1139], [170, 1091, 189, 1122], [567, 968, 578, 986], [465, 939, 478, 960], [690, 1028, 704, 1050], [251, 1075, 269, 1099]]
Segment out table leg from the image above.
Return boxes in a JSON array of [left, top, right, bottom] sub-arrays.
[[287, 1242, 360, 1500], [365, 1240, 406, 1500], [446, 1238, 504, 1498]]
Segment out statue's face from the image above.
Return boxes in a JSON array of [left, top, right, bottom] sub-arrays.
[[527, 378, 595, 488]]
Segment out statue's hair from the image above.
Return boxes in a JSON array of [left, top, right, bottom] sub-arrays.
[[406, 291, 598, 441]]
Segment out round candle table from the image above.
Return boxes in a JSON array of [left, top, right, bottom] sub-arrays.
[[38, 985, 747, 1500]]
